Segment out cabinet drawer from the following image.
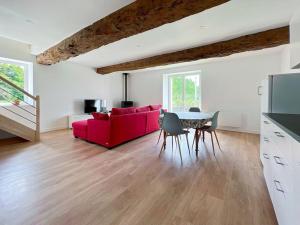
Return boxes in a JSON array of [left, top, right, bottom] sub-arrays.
[[271, 178, 293, 225], [261, 117, 276, 135], [271, 155, 293, 196], [261, 117, 269, 133], [263, 120, 293, 165]]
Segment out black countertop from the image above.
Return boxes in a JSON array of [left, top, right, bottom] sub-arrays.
[[263, 113, 300, 142]]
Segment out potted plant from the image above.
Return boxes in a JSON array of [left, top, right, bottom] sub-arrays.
[[13, 99, 20, 106]]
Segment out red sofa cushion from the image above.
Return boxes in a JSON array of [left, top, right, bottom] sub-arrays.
[[136, 106, 151, 113], [111, 107, 136, 115], [87, 119, 110, 147], [149, 104, 162, 111], [92, 112, 109, 120], [146, 110, 160, 133], [72, 120, 88, 139]]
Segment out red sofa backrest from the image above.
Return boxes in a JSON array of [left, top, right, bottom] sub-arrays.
[[109, 112, 147, 145], [108, 109, 160, 146], [146, 110, 160, 133]]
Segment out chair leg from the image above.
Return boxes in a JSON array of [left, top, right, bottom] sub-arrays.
[[159, 141, 165, 156], [202, 130, 205, 142], [157, 129, 162, 144], [210, 132, 216, 156], [172, 136, 174, 152], [213, 131, 221, 150], [176, 136, 183, 163], [185, 133, 191, 155], [159, 134, 167, 156]]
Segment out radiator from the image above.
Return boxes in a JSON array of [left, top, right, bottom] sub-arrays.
[[218, 111, 242, 128]]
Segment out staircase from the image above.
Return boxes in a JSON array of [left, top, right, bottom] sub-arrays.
[[0, 75, 40, 142]]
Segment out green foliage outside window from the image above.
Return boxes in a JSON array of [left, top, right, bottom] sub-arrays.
[[0, 63, 25, 103], [171, 75, 200, 111]]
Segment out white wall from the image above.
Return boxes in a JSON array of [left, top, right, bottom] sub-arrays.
[[35, 63, 122, 131], [0, 37, 123, 132], [129, 49, 283, 134], [288, 10, 300, 70]]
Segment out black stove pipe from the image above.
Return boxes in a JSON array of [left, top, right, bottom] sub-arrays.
[[121, 73, 133, 108]]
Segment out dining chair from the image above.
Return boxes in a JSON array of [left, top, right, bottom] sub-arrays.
[[159, 112, 190, 163], [189, 107, 201, 112], [200, 111, 221, 156]]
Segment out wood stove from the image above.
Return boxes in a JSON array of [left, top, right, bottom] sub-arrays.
[[121, 73, 133, 108]]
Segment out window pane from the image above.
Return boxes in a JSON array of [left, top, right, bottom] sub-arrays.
[[169, 74, 200, 112], [184, 75, 200, 110], [171, 76, 184, 111], [0, 63, 25, 104]]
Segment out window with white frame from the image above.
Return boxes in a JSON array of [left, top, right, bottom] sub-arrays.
[[166, 71, 201, 112], [0, 57, 33, 105]]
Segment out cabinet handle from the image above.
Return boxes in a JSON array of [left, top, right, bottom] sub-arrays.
[[263, 121, 270, 124], [263, 153, 270, 159], [274, 180, 284, 193], [264, 137, 269, 142], [274, 156, 285, 166], [274, 132, 285, 138]]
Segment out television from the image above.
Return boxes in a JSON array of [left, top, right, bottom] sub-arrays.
[[84, 99, 100, 114]]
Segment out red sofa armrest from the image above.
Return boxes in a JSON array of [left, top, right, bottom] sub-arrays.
[[87, 119, 111, 147]]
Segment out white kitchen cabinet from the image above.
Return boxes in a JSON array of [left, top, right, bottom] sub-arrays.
[[291, 139, 300, 223], [260, 115, 297, 225]]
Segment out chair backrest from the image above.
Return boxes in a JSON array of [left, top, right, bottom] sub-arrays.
[[162, 112, 183, 135], [189, 107, 201, 112], [160, 108, 165, 115], [211, 111, 220, 130]]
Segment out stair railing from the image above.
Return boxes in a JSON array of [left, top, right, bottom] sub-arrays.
[[0, 75, 40, 141]]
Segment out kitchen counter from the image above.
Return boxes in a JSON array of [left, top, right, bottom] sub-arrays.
[[263, 113, 300, 142]]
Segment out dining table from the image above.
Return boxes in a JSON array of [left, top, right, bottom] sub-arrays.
[[159, 111, 213, 153]]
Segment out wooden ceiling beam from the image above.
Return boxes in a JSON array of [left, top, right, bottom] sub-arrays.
[[36, 0, 229, 65], [96, 26, 290, 74]]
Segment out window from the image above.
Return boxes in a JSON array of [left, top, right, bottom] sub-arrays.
[[0, 57, 33, 105], [166, 72, 201, 112]]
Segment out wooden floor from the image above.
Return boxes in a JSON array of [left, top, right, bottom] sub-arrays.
[[0, 129, 277, 225]]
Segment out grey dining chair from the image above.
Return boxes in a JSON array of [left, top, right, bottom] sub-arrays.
[[200, 111, 221, 156], [189, 107, 201, 112], [159, 112, 190, 163]]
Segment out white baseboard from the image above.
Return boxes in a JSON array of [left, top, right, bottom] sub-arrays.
[[41, 126, 69, 133], [218, 126, 260, 135]]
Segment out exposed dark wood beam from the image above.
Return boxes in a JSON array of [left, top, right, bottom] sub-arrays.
[[97, 26, 289, 74], [36, 0, 229, 65]]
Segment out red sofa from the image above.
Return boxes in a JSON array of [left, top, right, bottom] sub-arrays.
[[72, 105, 161, 148]]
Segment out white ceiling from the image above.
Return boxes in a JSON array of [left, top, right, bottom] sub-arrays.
[[0, 0, 134, 53], [0, 0, 299, 69]]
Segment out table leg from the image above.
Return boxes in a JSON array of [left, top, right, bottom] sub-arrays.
[[195, 128, 200, 154]]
